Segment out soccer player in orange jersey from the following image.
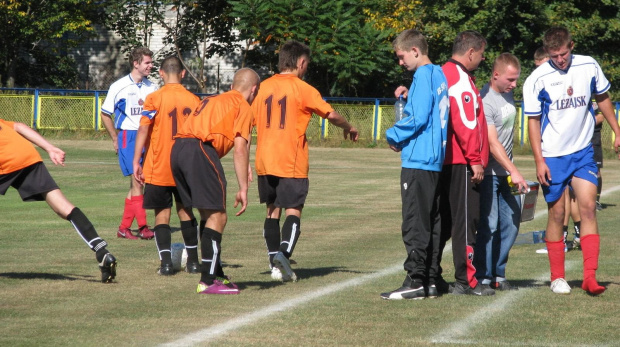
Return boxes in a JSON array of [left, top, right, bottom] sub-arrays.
[[0, 119, 117, 283], [133, 56, 201, 276], [252, 40, 359, 282], [171, 68, 260, 294]]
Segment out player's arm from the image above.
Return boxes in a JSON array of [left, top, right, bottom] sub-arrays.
[[133, 124, 149, 185], [13, 122, 65, 166], [528, 115, 551, 186], [487, 124, 527, 192], [100, 112, 118, 154], [232, 136, 250, 216], [326, 110, 359, 141], [594, 92, 620, 157]]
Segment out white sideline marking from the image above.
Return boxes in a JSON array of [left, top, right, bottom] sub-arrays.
[[161, 184, 620, 347], [159, 264, 403, 347], [431, 261, 578, 344]]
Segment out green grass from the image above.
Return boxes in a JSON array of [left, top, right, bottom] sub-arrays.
[[1, 140, 620, 346]]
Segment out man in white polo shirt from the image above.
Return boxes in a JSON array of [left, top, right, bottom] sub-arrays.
[[523, 27, 620, 295]]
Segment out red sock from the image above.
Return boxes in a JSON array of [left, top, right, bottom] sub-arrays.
[[547, 239, 565, 281], [131, 195, 148, 228], [581, 234, 605, 295], [120, 198, 134, 229]]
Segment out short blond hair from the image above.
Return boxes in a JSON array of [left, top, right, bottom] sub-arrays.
[[392, 29, 428, 55]]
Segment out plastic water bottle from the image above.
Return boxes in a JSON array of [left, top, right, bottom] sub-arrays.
[[394, 95, 405, 123], [507, 175, 530, 195]]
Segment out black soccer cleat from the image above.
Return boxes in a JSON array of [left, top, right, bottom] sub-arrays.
[[185, 262, 200, 274], [158, 263, 175, 276], [99, 253, 117, 283], [380, 285, 426, 300], [452, 282, 495, 296]]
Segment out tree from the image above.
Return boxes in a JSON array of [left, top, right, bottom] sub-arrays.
[[162, 0, 240, 93], [0, 0, 101, 88], [230, 0, 396, 97], [103, 0, 169, 53]]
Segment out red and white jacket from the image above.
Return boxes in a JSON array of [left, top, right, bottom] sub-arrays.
[[441, 59, 489, 167]]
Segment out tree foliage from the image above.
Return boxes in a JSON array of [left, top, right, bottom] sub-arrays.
[[0, 0, 100, 87], [162, 0, 239, 92], [230, 0, 396, 96], [103, 0, 169, 53]]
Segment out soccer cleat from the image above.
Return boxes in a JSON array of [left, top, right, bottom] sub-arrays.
[[452, 282, 495, 296], [273, 252, 297, 282], [426, 285, 439, 299], [381, 285, 426, 300], [270, 267, 283, 281], [117, 227, 139, 240], [196, 279, 240, 295], [572, 237, 581, 250], [216, 276, 239, 289], [158, 263, 175, 276], [185, 262, 200, 274], [99, 253, 117, 283], [435, 276, 452, 294], [550, 278, 571, 294], [491, 281, 518, 291], [595, 201, 603, 211], [138, 226, 154, 240]]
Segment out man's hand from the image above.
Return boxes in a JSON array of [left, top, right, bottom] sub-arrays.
[[389, 145, 401, 152], [394, 86, 409, 99], [536, 161, 552, 186], [48, 147, 66, 166], [509, 170, 528, 193], [344, 126, 359, 142], [233, 189, 248, 216], [133, 163, 144, 185], [470, 164, 484, 184]]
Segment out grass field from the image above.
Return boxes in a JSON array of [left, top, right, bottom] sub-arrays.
[[1, 139, 619, 346]]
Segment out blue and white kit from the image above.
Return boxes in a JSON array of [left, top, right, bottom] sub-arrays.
[[523, 54, 610, 157], [101, 75, 158, 131]]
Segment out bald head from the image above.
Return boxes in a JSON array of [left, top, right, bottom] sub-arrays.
[[232, 68, 260, 103]]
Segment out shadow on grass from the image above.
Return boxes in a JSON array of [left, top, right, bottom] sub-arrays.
[[0, 272, 96, 282], [237, 266, 369, 291]]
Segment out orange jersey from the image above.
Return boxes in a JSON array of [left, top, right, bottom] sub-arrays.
[[252, 74, 333, 178], [176, 90, 253, 158], [140, 84, 200, 186], [0, 119, 43, 174]]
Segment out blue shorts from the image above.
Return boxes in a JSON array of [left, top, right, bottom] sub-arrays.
[[118, 130, 141, 176], [543, 145, 598, 203]]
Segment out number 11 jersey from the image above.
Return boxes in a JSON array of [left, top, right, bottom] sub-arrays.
[[252, 74, 334, 178]]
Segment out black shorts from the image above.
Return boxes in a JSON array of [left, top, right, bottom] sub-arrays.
[[171, 138, 227, 211], [592, 131, 603, 168], [143, 184, 182, 209], [257, 175, 308, 208], [0, 162, 59, 201]]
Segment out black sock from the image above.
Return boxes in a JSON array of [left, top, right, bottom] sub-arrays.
[[199, 220, 206, 240], [597, 176, 602, 202], [200, 228, 222, 284], [280, 215, 301, 258], [181, 219, 199, 264], [263, 218, 280, 266], [67, 207, 108, 262], [154, 224, 172, 265]]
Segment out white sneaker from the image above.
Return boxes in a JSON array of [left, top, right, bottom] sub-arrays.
[[270, 267, 283, 281], [273, 252, 297, 282], [550, 278, 571, 294]]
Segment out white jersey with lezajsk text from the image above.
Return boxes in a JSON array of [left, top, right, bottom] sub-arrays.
[[523, 54, 610, 157], [101, 75, 158, 131]]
